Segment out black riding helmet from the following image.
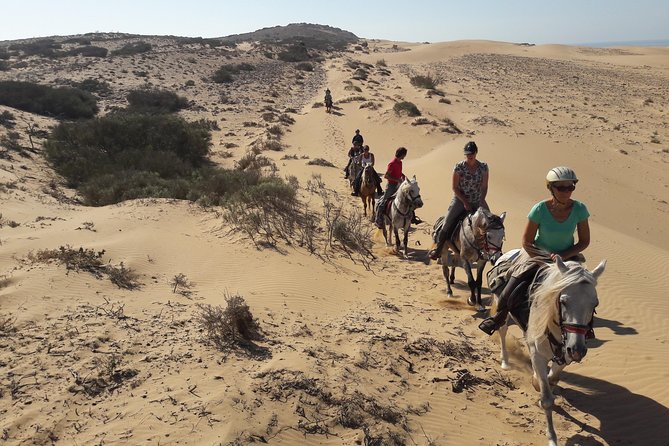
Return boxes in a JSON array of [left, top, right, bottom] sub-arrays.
[[464, 141, 478, 154]]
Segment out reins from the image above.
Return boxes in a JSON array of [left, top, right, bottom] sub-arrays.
[[461, 213, 504, 261]]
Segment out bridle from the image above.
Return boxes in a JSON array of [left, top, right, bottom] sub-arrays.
[[546, 292, 594, 365], [462, 214, 505, 262], [391, 186, 422, 225]]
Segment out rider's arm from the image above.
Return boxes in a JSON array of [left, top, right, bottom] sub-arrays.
[[521, 219, 543, 257], [557, 219, 590, 260], [479, 170, 489, 204], [452, 171, 470, 210], [370, 154, 375, 166]]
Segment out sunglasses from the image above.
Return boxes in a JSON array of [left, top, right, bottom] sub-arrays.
[[552, 184, 576, 192]]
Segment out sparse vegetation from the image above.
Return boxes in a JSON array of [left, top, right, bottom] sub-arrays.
[[126, 88, 189, 113], [111, 41, 152, 56], [196, 293, 263, 351], [393, 101, 421, 117], [0, 81, 98, 119], [307, 158, 336, 167], [29, 246, 140, 289], [295, 62, 314, 71], [410, 74, 441, 90]]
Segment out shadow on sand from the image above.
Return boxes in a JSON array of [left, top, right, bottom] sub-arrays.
[[557, 371, 669, 446]]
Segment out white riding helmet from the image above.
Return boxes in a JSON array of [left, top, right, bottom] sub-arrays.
[[546, 166, 578, 185]]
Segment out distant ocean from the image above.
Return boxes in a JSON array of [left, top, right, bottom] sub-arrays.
[[577, 39, 669, 48]]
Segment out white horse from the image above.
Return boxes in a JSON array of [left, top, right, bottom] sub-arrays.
[[380, 176, 423, 258], [438, 208, 506, 310], [495, 256, 606, 446]]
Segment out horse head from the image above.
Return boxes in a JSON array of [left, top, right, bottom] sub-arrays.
[[401, 175, 423, 209], [471, 208, 506, 263], [530, 258, 606, 364]]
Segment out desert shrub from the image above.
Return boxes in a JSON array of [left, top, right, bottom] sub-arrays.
[[307, 158, 336, 167], [0, 110, 16, 128], [439, 97, 452, 104], [71, 78, 112, 97], [236, 62, 255, 71], [411, 118, 436, 126], [441, 118, 462, 134], [278, 113, 295, 125], [45, 112, 210, 194], [345, 85, 362, 92], [0, 314, 16, 337], [111, 41, 152, 56], [393, 101, 421, 117], [9, 39, 61, 57], [0, 61, 9, 71], [295, 62, 313, 71], [352, 68, 368, 80], [235, 152, 275, 171], [277, 44, 311, 62], [338, 96, 366, 103], [126, 88, 189, 113], [410, 74, 440, 90], [196, 293, 263, 350], [0, 81, 98, 119], [63, 37, 91, 45], [376, 59, 387, 67], [0, 50, 9, 60], [0, 131, 22, 154], [267, 125, 284, 137], [223, 178, 314, 248], [184, 79, 195, 87], [212, 65, 234, 83], [30, 245, 140, 289], [67, 46, 108, 57]]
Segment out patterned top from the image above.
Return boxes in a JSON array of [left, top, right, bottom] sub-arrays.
[[453, 160, 488, 205]]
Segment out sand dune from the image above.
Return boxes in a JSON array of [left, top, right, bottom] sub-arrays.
[[1, 36, 668, 445]]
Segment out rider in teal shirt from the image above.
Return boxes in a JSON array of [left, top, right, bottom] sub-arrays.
[[529, 200, 589, 253]]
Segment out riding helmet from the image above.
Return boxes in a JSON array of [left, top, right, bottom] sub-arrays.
[[546, 166, 578, 184]]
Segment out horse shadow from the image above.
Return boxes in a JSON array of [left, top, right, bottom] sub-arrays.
[[328, 105, 344, 116], [556, 371, 669, 446], [584, 316, 638, 349]]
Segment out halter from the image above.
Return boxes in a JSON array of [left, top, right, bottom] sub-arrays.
[[546, 291, 594, 365], [461, 214, 504, 262]]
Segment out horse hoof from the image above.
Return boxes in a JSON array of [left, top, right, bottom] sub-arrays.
[[467, 297, 476, 306], [476, 306, 486, 313], [501, 361, 510, 370], [446, 291, 453, 297]]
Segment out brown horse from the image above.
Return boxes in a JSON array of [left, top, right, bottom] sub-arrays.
[[359, 165, 377, 220]]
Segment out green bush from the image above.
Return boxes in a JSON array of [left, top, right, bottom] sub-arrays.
[[126, 88, 189, 113], [111, 41, 152, 56], [0, 81, 98, 119], [45, 112, 211, 189], [393, 101, 421, 117]]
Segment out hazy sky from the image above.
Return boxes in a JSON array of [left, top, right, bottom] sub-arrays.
[[2, 0, 668, 45]]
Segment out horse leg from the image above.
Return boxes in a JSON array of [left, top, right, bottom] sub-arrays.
[[547, 362, 566, 388], [360, 196, 367, 216], [498, 322, 510, 370], [449, 264, 456, 284], [402, 226, 409, 258], [475, 259, 485, 312], [442, 264, 453, 296], [529, 345, 558, 446], [394, 227, 401, 255], [463, 262, 477, 306]]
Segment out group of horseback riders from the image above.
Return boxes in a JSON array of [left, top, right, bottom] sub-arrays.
[[342, 132, 593, 337]]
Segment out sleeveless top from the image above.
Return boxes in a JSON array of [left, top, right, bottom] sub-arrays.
[[454, 160, 488, 205], [360, 153, 374, 167]]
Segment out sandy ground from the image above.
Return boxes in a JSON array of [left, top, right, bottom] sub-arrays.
[[1, 37, 668, 445]]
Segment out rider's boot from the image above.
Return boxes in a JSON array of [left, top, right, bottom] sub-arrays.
[[479, 276, 523, 335]]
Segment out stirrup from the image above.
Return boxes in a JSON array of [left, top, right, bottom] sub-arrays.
[[428, 249, 440, 260], [478, 317, 498, 336]]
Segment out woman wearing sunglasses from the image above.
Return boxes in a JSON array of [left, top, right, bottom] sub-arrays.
[[479, 166, 591, 335]]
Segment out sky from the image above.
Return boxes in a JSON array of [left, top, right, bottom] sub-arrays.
[[1, 0, 668, 45]]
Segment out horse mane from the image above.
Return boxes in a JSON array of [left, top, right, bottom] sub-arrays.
[[526, 261, 598, 343]]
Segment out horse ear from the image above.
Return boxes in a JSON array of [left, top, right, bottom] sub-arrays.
[[412, 175, 416, 182], [499, 211, 506, 223], [555, 256, 569, 273], [591, 259, 606, 279]]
